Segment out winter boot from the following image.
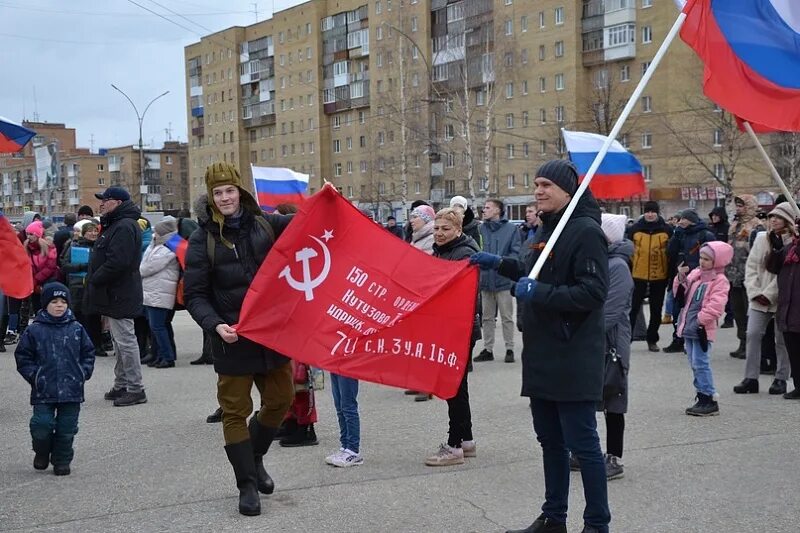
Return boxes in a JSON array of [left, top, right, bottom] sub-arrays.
[[248, 418, 277, 495], [473, 349, 494, 362], [729, 340, 746, 359], [279, 424, 319, 448], [504, 349, 515, 363], [686, 393, 719, 416], [206, 406, 223, 423], [224, 440, 261, 516], [32, 437, 52, 470], [505, 514, 568, 533], [769, 379, 787, 395], [733, 378, 759, 394], [661, 339, 684, 353], [189, 353, 213, 365], [275, 418, 296, 439]]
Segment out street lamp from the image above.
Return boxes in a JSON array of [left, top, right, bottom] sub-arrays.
[[111, 84, 169, 211]]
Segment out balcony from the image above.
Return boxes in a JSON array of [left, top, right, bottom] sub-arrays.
[[192, 126, 204, 137], [23, 187, 32, 194], [69, 197, 80, 206], [191, 106, 204, 117], [605, 42, 636, 62], [243, 113, 276, 129], [34, 199, 43, 206], [69, 180, 79, 191], [582, 49, 605, 67]]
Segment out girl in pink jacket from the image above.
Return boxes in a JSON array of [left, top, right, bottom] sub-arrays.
[[674, 241, 733, 417]]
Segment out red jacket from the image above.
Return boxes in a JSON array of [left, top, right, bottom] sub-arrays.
[[27, 239, 58, 287]]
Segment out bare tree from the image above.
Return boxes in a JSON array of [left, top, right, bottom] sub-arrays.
[[770, 132, 800, 197]]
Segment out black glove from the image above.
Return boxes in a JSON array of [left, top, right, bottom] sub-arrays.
[[698, 326, 709, 352], [769, 230, 784, 251]]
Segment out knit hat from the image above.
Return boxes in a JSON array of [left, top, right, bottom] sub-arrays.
[[73, 219, 92, 233], [601, 213, 628, 243], [26, 220, 44, 238], [410, 200, 430, 210], [449, 195, 469, 210], [768, 202, 797, 231], [77, 205, 94, 218], [410, 205, 436, 224], [535, 159, 579, 195], [154, 215, 178, 237], [204, 162, 261, 248], [42, 282, 71, 307], [679, 209, 700, 224], [643, 200, 660, 214]]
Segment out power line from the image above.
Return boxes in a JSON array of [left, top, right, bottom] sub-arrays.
[[124, 0, 205, 36], [0, 31, 187, 45], [0, 2, 249, 16]]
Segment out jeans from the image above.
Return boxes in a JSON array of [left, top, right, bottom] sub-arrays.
[[331, 373, 360, 453], [481, 290, 515, 352], [630, 279, 668, 344], [145, 306, 176, 363], [685, 338, 715, 397], [745, 308, 790, 381], [530, 399, 610, 532], [30, 403, 81, 466], [109, 317, 144, 393]]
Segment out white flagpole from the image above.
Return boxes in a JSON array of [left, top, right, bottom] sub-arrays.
[[529, 10, 689, 278], [742, 121, 800, 217]]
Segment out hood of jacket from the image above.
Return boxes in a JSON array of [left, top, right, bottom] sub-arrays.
[[684, 220, 711, 235], [483, 218, 511, 232], [540, 191, 602, 230], [609, 239, 634, 261], [22, 211, 40, 228], [433, 233, 480, 256], [702, 240, 734, 273], [34, 308, 76, 326], [734, 194, 758, 223], [100, 200, 141, 228], [629, 215, 670, 234], [153, 229, 178, 246], [463, 206, 476, 227], [709, 206, 729, 222]]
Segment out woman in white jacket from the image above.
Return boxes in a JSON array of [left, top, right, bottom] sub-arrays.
[[734, 202, 796, 395], [140, 216, 181, 369]]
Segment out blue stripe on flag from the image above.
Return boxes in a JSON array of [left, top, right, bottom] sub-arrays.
[[253, 179, 308, 195], [569, 151, 642, 176]]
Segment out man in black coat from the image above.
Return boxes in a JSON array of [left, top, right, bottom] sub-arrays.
[[385, 216, 404, 239], [85, 187, 146, 407], [53, 213, 77, 258], [183, 162, 294, 517], [471, 160, 610, 533]]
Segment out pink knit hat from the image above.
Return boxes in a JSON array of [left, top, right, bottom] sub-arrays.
[[410, 205, 436, 224], [26, 220, 44, 238]]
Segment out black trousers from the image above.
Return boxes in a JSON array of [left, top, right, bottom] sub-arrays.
[[730, 286, 748, 342], [780, 331, 800, 386], [630, 279, 668, 344], [447, 341, 474, 447], [604, 412, 625, 458], [74, 310, 103, 349]]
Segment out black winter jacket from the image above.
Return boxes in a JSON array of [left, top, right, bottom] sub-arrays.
[[15, 310, 95, 405], [708, 207, 730, 243], [497, 193, 608, 402], [666, 221, 716, 277], [84, 201, 143, 319], [433, 234, 482, 344], [183, 197, 292, 375]]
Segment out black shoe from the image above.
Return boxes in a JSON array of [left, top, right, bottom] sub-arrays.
[[275, 418, 296, 439], [146, 358, 162, 367], [605, 454, 624, 480], [581, 527, 602, 533], [53, 464, 71, 476], [647, 342, 660, 352], [249, 418, 277, 495], [729, 340, 746, 359], [279, 424, 320, 448], [473, 349, 494, 362], [224, 440, 261, 516], [414, 393, 433, 402], [154, 360, 175, 368], [720, 319, 734, 329], [32, 438, 51, 470], [190, 354, 213, 365], [104, 387, 126, 401], [506, 514, 567, 533], [661, 340, 684, 353], [769, 379, 787, 395], [504, 349, 515, 363], [686, 393, 719, 416], [783, 388, 800, 400], [206, 407, 223, 423], [733, 378, 759, 394], [113, 390, 147, 407]]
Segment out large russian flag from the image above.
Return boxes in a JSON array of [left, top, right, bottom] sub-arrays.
[[680, 0, 800, 132], [251, 165, 309, 213], [563, 130, 647, 200], [0, 117, 35, 153]]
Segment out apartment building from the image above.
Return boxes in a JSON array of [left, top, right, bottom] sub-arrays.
[[184, 0, 780, 221]]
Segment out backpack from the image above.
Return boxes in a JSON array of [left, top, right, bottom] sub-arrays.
[[206, 215, 275, 268]]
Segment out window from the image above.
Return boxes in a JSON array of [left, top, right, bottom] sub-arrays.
[[376, 0, 382, 14], [505, 19, 513, 36], [333, 139, 341, 153], [713, 164, 725, 179], [641, 61, 651, 75], [540, 140, 547, 154], [507, 144, 515, 159], [347, 137, 353, 150], [505, 82, 514, 98], [555, 105, 565, 123], [378, 131, 385, 145], [539, 11, 545, 28], [555, 41, 564, 57], [479, 176, 489, 191], [522, 111, 529, 127], [539, 77, 546, 92], [97, 163, 105, 171], [555, 7, 564, 25], [521, 49, 528, 64], [505, 0, 512, 4], [445, 124, 455, 140], [414, 181, 421, 194], [309, 142, 314, 153], [376, 26, 383, 40], [411, 16, 418, 32], [539, 45, 546, 60], [523, 143, 530, 158], [620, 64, 630, 82], [347, 161, 353, 174], [607, 24, 635, 46], [504, 52, 514, 67], [306, 22, 312, 34], [555, 73, 564, 91], [361, 161, 368, 173], [446, 152, 455, 168], [642, 95, 652, 112], [620, 134, 629, 148], [506, 113, 514, 129], [642, 26, 652, 43], [521, 80, 529, 95], [335, 163, 342, 177], [642, 132, 652, 149], [643, 164, 652, 181], [333, 115, 341, 129], [642, 0, 653, 6], [507, 174, 516, 189], [713, 128, 723, 146], [359, 111, 366, 124]]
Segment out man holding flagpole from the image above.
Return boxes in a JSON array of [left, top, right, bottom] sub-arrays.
[[471, 159, 610, 533]]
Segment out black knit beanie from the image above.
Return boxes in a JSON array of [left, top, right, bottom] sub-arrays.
[[643, 200, 660, 214], [535, 160, 579, 195]]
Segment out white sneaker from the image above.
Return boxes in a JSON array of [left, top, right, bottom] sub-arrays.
[[425, 444, 465, 467], [325, 448, 345, 466], [461, 440, 477, 458], [332, 448, 363, 467]]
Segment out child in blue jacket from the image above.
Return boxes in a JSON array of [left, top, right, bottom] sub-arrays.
[[15, 282, 95, 476]]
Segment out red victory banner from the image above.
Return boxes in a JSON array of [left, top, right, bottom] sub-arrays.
[[235, 185, 479, 399]]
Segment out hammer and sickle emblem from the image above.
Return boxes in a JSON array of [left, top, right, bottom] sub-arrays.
[[279, 235, 332, 301]]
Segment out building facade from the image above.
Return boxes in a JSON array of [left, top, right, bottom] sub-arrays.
[[184, 0, 780, 222]]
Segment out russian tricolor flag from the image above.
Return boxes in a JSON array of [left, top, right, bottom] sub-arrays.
[[563, 129, 647, 200], [164, 233, 188, 269], [0, 117, 36, 154], [251, 165, 309, 213]]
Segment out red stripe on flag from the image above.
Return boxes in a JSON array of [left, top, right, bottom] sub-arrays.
[[0, 216, 33, 298], [580, 172, 647, 200], [256, 192, 306, 212]]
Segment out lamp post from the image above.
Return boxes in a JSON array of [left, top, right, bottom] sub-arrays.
[[110, 85, 169, 211]]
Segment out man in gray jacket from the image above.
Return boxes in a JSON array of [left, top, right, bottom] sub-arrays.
[[474, 198, 522, 363]]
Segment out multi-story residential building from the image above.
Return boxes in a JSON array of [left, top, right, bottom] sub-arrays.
[[184, 0, 782, 221]]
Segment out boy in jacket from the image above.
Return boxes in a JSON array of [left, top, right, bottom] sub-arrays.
[[15, 283, 95, 476]]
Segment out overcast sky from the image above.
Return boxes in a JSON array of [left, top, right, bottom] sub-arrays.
[[0, 0, 307, 151]]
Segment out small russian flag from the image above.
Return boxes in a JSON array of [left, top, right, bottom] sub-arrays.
[[164, 233, 188, 269], [0, 117, 36, 154], [251, 165, 309, 213], [562, 129, 647, 200]]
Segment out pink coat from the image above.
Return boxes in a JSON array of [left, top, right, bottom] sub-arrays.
[[674, 241, 733, 342], [27, 239, 58, 287]]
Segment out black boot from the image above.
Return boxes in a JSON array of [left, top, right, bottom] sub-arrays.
[[249, 418, 277, 495], [206, 406, 223, 423], [190, 353, 213, 365], [275, 418, 296, 440], [729, 339, 746, 359], [32, 437, 52, 470], [279, 424, 319, 447], [686, 393, 719, 416], [733, 378, 759, 394], [769, 379, 787, 395], [506, 514, 567, 533], [661, 339, 684, 353], [141, 352, 158, 365], [224, 440, 261, 516]]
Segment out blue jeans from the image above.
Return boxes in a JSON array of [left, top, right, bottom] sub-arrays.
[[330, 373, 360, 453], [30, 403, 81, 466], [685, 337, 715, 397], [145, 306, 175, 363], [530, 399, 610, 532]]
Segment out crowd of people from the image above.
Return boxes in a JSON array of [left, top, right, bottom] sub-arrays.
[[5, 156, 800, 533]]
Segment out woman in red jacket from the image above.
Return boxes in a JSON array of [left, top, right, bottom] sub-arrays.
[[25, 221, 59, 313]]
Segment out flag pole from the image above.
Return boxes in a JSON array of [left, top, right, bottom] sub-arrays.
[[529, 9, 689, 278], [742, 121, 800, 217]]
